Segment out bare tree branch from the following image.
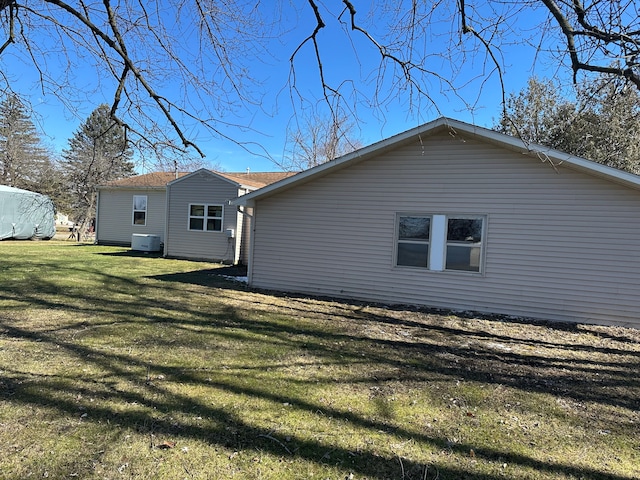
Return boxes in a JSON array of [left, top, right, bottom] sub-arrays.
[[3, 0, 640, 168], [289, 0, 340, 107], [0, 0, 14, 54], [458, 0, 507, 116], [541, 0, 640, 88], [2, 0, 271, 166]]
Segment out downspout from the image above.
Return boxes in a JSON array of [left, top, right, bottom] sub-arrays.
[[236, 205, 254, 285], [94, 189, 100, 244], [163, 184, 170, 258]]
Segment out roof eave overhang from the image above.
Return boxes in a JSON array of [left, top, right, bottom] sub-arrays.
[[461, 121, 640, 191], [232, 117, 640, 205]]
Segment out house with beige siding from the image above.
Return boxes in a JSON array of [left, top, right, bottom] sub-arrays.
[[96, 172, 187, 246], [232, 117, 640, 328], [96, 169, 292, 263]]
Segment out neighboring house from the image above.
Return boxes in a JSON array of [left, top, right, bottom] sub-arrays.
[[97, 172, 187, 246], [164, 169, 293, 263], [96, 169, 293, 263], [232, 117, 640, 328]]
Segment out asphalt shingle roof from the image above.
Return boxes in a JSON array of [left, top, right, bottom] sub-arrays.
[[100, 170, 295, 189]]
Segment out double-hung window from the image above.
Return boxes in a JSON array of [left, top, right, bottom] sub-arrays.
[[132, 195, 147, 226], [189, 204, 223, 232], [397, 216, 431, 268], [396, 214, 486, 273], [445, 217, 484, 272]]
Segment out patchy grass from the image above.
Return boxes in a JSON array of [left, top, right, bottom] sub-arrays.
[[0, 241, 638, 479]]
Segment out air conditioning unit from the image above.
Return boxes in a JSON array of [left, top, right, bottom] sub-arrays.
[[131, 234, 161, 252]]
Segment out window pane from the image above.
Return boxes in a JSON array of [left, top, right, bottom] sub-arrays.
[[397, 242, 429, 267], [399, 216, 430, 240], [133, 196, 147, 211], [446, 245, 481, 272], [447, 218, 483, 243], [189, 218, 204, 230], [190, 205, 204, 216], [133, 212, 146, 225], [207, 205, 222, 217], [206, 219, 222, 231]]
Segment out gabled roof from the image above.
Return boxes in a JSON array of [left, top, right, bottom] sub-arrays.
[[99, 172, 190, 189], [167, 168, 295, 190], [232, 117, 640, 206], [219, 171, 297, 189], [99, 170, 294, 190]]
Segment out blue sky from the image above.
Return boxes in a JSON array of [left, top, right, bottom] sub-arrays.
[[2, 2, 566, 173]]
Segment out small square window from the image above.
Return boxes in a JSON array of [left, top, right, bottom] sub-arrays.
[[397, 242, 429, 267], [188, 204, 223, 232], [207, 218, 222, 231], [189, 218, 204, 230], [207, 205, 222, 217], [190, 205, 205, 217]]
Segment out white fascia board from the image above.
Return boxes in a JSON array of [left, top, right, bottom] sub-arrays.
[[546, 152, 640, 190]]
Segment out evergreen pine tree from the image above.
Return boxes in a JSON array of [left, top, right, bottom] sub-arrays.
[[0, 94, 52, 190], [62, 104, 135, 231]]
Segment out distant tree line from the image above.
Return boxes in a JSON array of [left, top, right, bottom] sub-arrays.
[[0, 95, 134, 233]]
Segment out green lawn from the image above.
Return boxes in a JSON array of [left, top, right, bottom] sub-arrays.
[[0, 241, 638, 479]]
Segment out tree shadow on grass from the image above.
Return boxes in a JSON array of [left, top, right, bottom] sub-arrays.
[[149, 265, 248, 287], [1, 256, 639, 479], [1, 317, 636, 480], [148, 267, 640, 412]]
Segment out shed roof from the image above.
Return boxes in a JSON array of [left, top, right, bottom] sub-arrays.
[[232, 117, 640, 206]]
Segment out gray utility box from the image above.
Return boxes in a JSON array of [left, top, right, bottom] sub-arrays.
[[131, 234, 161, 252]]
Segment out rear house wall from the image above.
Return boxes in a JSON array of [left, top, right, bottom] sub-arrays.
[[96, 189, 167, 245], [165, 173, 242, 263], [249, 132, 640, 328]]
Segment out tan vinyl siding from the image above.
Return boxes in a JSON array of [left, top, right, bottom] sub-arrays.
[[249, 132, 640, 328], [165, 173, 242, 263], [96, 189, 166, 245]]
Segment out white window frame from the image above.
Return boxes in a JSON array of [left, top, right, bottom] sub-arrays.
[[444, 215, 486, 273], [395, 213, 486, 274], [396, 214, 432, 269], [188, 203, 224, 232], [132, 195, 147, 226]]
